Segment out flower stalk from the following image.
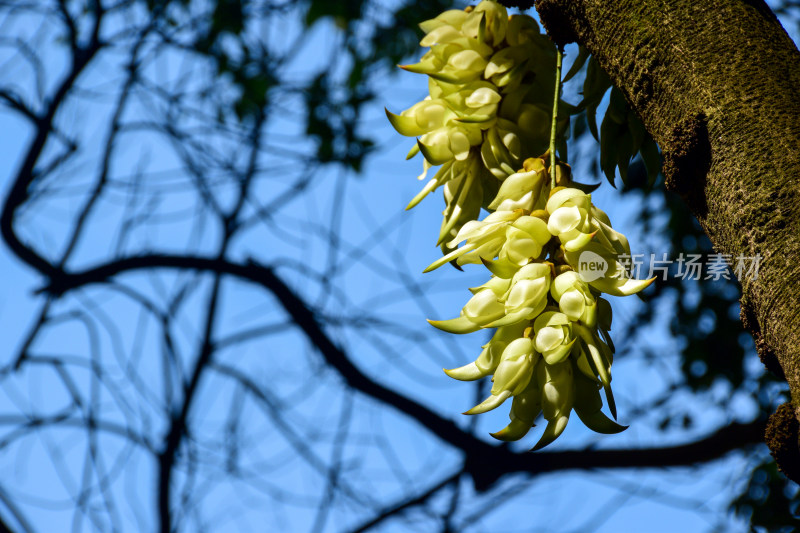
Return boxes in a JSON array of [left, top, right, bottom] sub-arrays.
[[549, 47, 562, 189]]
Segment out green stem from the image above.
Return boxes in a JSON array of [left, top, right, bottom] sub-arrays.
[[549, 48, 563, 189]]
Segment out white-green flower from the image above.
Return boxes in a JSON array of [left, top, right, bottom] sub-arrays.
[[545, 188, 596, 252], [418, 123, 482, 163], [428, 276, 510, 333], [533, 311, 575, 365], [385, 98, 449, 137], [532, 358, 574, 450], [424, 211, 550, 272], [460, 0, 508, 48], [425, 209, 522, 272], [490, 376, 542, 441], [590, 205, 643, 275], [437, 155, 484, 246], [572, 369, 627, 435], [489, 262, 551, 327], [479, 118, 522, 179], [446, 81, 502, 122], [550, 271, 597, 326], [565, 242, 655, 297], [443, 322, 527, 381], [419, 9, 468, 35], [573, 323, 617, 418], [465, 336, 536, 415], [498, 216, 551, 266], [487, 161, 548, 212], [402, 44, 491, 84], [544, 189, 635, 259], [543, 188, 655, 297]]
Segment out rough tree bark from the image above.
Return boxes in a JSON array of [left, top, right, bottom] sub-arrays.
[[508, 0, 800, 481]]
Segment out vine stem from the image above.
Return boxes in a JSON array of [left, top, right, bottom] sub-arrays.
[[549, 47, 563, 189]]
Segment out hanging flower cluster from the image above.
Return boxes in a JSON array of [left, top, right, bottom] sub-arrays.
[[386, 0, 566, 255], [427, 158, 654, 448], [388, 1, 654, 450]]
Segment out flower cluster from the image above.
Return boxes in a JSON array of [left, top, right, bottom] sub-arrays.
[[386, 0, 566, 254], [389, 2, 654, 450], [426, 156, 653, 449]]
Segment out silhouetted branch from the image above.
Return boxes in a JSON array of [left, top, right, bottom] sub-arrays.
[[41, 253, 767, 478], [351, 471, 462, 533], [0, 2, 104, 277]]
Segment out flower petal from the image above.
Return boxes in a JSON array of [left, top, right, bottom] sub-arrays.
[[547, 206, 583, 235]]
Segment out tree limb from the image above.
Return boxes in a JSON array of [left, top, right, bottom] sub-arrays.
[[39, 253, 767, 487]]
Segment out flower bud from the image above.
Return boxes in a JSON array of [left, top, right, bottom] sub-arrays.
[[426, 208, 552, 273], [487, 167, 548, 211], [572, 370, 627, 435], [516, 104, 550, 146], [505, 14, 540, 47], [532, 359, 574, 450], [490, 377, 542, 441], [597, 297, 613, 331], [465, 335, 536, 415], [444, 322, 527, 381], [427, 276, 510, 334], [425, 209, 518, 272], [480, 119, 523, 180], [437, 157, 483, 246], [461, 0, 508, 47], [419, 9, 468, 34]]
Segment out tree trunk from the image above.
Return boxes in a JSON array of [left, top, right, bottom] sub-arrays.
[[524, 0, 800, 481]]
